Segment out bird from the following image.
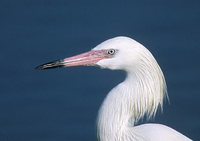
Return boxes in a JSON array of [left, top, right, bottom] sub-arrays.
[[36, 36, 192, 141]]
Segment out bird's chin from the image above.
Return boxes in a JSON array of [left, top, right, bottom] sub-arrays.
[[96, 61, 120, 70]]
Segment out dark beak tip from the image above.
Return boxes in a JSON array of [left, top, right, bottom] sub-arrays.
[[35, 65, 45, 70], [35, 59, 65, 70]]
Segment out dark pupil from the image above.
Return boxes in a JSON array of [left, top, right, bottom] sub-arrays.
[[108, 50, 114, 54]]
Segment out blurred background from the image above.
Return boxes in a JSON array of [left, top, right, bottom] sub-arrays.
[[0, 0, 199, 140]]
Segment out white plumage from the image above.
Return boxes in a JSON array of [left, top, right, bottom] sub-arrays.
[[94, 37, 191, 141], [37, 36, 192, 141]]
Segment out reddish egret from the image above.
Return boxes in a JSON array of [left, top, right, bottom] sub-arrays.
[[36, 37, 192, 141]]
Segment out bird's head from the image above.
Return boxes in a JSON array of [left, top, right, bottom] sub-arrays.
[[36, 36, 152, 72], [36, 36, 167, 120]]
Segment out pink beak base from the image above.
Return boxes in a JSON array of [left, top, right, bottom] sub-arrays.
[[36, 50, 108, 70]]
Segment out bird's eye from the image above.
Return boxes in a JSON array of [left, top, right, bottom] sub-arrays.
[[107, 49, 116, 55]]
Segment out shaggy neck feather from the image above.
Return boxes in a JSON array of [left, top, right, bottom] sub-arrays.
[[96, 58, 167, 141]]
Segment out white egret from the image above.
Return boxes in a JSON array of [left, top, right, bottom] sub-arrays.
[[36, 36, 192, 141]]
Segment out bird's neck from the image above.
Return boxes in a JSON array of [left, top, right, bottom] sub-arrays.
[[97, 64, 166, 141], [96, 74, 138, 141]]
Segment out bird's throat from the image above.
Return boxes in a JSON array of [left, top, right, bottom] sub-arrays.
[[96, 65, 166, 141], [96, 77, 137, 141]]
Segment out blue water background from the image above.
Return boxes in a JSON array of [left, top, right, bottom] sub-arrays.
[[0, 0, 200, 140]]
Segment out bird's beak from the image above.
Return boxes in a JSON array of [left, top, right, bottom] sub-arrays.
[[36, 50, 108, 70]]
